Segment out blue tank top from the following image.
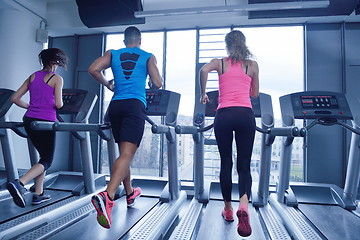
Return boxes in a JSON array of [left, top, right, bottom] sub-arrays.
[[111, 47, 152, 106]]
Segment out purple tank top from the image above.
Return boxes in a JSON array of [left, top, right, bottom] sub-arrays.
[[25, 71, 56, 121]]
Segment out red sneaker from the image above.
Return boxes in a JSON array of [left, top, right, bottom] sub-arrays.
[[236, 208, 252, 237], [221, 207, 234, 221], [126, 187, 141, 207], [91, 191, 114, 229]]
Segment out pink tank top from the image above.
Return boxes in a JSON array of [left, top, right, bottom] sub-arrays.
[[25, 71, 57, 121], [218, 58, 252, 109]]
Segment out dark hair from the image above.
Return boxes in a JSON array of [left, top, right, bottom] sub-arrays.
[[124, 26, 141, 45], [38, 48, 68, 69], [225, 30, 252, 63]]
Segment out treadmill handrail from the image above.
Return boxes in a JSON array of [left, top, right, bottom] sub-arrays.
[[145, 115, 155, 126], [31, 121, 112, 140], [151, 124, 169, 134], [53, 122, 112, 141], [175, 123, 300, 138], [175, 125, 198, 134], [269, 126, 300, 137], [305, 118, 360, 135], [174, 124, 214, 135], [0, 121, 28, 138], [53, 122, 111, 131], [31, 121, 54, 131], [145, 116, 173, 135], [337, 121, 360, 135]]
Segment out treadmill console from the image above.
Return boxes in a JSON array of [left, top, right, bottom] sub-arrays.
[[146, 89, 180, 116], [300, 95, 339, 109], [58, 89, 98, 123], [280, 91, 352, 120], [0, 89, 15, 119], [59, 89, 87, 114], [146, 89, 181, 126], [204, 90, 262, 118]]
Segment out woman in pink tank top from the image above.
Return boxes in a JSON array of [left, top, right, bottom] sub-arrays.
[[200, 30, 259, 237], [7, 48, 68, 208]]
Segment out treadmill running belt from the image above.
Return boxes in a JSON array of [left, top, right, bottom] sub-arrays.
[[195, 200, 267, 240], [47, 197, 159, 240], [298, 204, 360, 240]]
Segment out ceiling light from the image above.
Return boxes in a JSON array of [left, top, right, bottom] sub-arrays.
[[134, 1, 330, 18]]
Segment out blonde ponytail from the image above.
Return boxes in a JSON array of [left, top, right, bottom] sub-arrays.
[[225, 30, 252, 63]]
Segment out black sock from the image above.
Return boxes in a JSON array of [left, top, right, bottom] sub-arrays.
[[19, 181, 25, 187], [106, 191, 114, 201], [127, 190, 134, 198]]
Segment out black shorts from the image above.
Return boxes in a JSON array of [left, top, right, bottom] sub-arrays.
[[108, 99, 146, 147]]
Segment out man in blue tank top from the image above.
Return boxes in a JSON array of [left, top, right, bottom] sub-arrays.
[[88, 26, 163, 229]]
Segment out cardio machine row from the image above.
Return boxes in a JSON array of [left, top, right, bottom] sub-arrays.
[[0, 87, 186, 240], [171, 89, 360, 240], [1, 86, 360, 239]]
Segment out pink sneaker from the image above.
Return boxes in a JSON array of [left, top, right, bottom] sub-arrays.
[[236, 206, 252, 237], [91, 191, 114, 229], [126, 187, 141, 207], [221, 207, 234, 221]]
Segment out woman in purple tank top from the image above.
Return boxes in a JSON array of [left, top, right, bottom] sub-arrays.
[[7, 48, 68, 208], [199, 30, 259, 237]]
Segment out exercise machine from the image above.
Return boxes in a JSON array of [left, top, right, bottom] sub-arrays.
[[34, 89, 187, 240], [171, 90, 297, 239], [269, 91, 360, 240], [0, 89, 107, 240], [0, 88, 37, 191]]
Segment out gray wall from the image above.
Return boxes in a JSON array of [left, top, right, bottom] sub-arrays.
[[47, 36, 76, 171], [0, 7, 105, 175], [50, 34, 104, 173], [345, 23, 360, 125], [0, 8, 45, 170], [305, 23, 360, 187], [344, 23, 360, 195]]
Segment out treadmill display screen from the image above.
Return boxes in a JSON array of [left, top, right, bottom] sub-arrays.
[[59, 90, 87, 114], [63, 92, 79, 105], [146, 92, 161, 106], [0, 89, 14, 118], [301, 95, 339, 109]]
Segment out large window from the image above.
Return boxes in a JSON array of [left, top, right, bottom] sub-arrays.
[[199, 26, 304, 184], [165, 30, 197, 180], [239, 26, 305, 183], [102, 26, 304, 184]]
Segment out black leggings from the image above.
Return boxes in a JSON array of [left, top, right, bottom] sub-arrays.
[[214, 107, 256, 202], [23, 116, 56, 170]]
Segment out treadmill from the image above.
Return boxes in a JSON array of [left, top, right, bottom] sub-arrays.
[[269, 91, 360, 240], [0, 89, 107, 240], [0, 88, 40, 200], [0, 88, 20, 190], [170, 90, 296, 240], [0, 88, 37, 191], [35, 89, 187, 240]]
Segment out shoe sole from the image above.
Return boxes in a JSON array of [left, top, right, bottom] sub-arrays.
[[222, 212, 234, 221], [91, 195, 111, 229], [127, 192, 141, 208], [32, 198, 51, 205], [7, 182, 26, 208], [237, 210, 252, 237]]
